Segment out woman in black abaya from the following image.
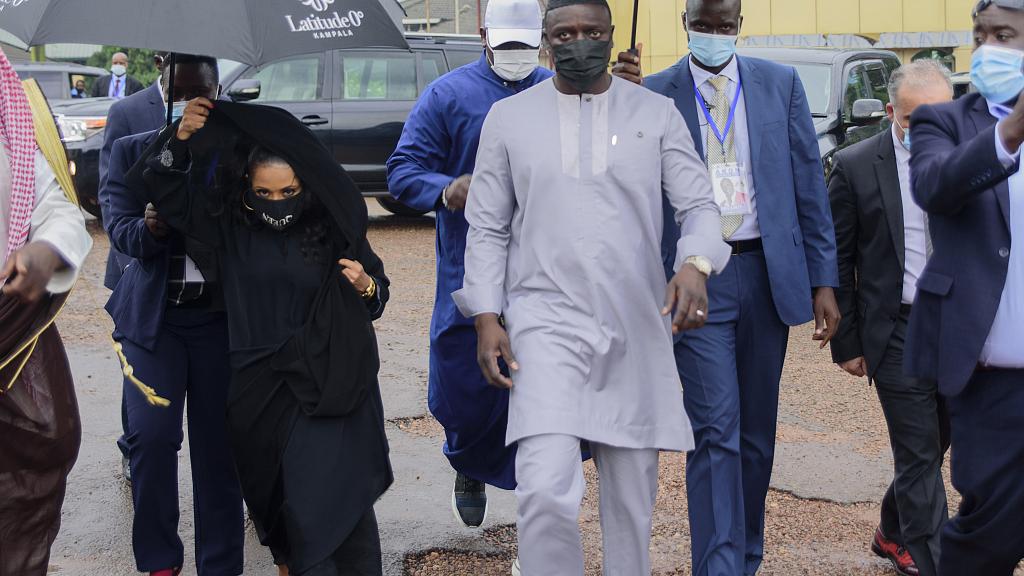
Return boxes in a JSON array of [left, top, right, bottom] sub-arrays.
[[132, 98, 392, 576]]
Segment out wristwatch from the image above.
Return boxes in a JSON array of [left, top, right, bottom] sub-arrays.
[[361, 277, 378, 300], [684, 255, 713, 277]]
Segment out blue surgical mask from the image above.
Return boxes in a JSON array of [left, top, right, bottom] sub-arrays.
[[894, 117, 911, 151], [687, 30, 738, 68], [971, 44, 1024, 105], [170, 101, 187, 123]]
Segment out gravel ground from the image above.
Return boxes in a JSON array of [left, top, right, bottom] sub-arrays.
[[63, 211, 1021, 576]]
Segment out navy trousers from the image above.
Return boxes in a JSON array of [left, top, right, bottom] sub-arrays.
[[121, 307, 244, 575], [675, 250, 790, 576], [429, 324, 516, 490], [939, 369, 1024, 576]]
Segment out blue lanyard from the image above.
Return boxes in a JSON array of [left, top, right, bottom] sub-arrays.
[[693, 78, 743, 153]]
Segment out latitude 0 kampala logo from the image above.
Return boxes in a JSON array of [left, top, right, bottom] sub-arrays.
[[0, 0, 31, 12], [301, 0, 335, 11], [286, 0, 365, 40]]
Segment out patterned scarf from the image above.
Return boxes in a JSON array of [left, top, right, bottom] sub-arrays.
[[0, 48, 36, 260]]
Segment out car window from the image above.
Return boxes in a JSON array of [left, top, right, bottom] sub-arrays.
[[865, 64, 890, 104], [445, 49, 480, 71], [19, 71, 69, 101], [243, 55, 322, 102], [788, 63, 831, 117], [340, 53, 418, 100], [421, 52, 446, 86], [843, 64, 871, 123]]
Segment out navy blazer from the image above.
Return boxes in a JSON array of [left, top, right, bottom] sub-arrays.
[[905, 93, 1017, 397], [645, 56, 838, 326], [102, 129, 171, 351], [100, 82, 167, 290]]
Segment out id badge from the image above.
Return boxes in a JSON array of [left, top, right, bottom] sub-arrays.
[[184, 255, 206, 283], [710, 162, 752, 217]]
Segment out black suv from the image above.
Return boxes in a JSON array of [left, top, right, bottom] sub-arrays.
[[738, 47, 901, 174], [222, 34, 483, 215]]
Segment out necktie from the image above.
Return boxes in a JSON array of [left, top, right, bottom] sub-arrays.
[[705, 75, 743, 239], [114, 77, 122, 98]]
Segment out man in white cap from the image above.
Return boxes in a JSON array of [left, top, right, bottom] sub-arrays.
[[386, 0, 551, 531]]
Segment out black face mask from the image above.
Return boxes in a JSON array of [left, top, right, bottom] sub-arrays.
[[245, 189, 305, 232], [551, 39, 612, 92]]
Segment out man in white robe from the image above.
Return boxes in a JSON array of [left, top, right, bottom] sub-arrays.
[[452, 1, 730, 573], [0, 48, 91, 576]]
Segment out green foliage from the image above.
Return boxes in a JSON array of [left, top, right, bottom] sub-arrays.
[[86, 46, 161, 86]]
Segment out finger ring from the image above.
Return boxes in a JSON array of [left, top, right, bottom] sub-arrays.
[[696, 310, 705, 317]]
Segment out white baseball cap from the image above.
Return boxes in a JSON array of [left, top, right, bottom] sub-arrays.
[[485, 0, 543, 49]]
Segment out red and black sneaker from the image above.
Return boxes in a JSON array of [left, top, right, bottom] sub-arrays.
[[871, 527, 919, 576]]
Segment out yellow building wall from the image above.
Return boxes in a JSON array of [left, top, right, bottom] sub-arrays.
[[610, 0, 976, 75]]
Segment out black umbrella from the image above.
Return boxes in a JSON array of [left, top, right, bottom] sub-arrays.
[[0, 0, 409, 122], [0, 0, 408, 66]]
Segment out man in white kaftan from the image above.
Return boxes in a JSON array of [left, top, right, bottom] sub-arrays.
[[452, 1, 730, 573]]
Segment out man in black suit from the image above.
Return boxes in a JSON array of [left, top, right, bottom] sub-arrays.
[[907, 1, 1024, 573], [91, 52, 144, 99], [829, 60, 953, 576]]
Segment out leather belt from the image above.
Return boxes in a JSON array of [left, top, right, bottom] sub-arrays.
[[727, 238, 763, 255]]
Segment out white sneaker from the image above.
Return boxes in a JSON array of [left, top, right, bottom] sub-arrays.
[[511, 557, 521, 576]]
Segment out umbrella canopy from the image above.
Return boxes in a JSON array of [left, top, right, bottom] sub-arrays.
[[0, 0, 408, 67]]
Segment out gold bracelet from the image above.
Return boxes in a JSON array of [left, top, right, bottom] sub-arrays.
[[361, 277, 377, 300]]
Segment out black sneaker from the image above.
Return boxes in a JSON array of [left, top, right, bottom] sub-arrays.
[[451, 472, 488, 528]]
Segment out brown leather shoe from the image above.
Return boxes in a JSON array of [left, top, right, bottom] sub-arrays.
[[871, 527, 919, 576]]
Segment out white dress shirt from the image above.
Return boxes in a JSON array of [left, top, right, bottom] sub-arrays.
[[892, 125, 929, 305], [981, 104, 1024, 368], [0, 142, 92, 294], [689, 57, 760, 241], [108, 74, 127, 99]]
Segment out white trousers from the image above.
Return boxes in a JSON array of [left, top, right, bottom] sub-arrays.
[[515, 434, 661, 576]]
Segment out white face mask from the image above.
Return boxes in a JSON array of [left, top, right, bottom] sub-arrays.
[[111, 64, 127, 77], [490, 49, 539, 82]]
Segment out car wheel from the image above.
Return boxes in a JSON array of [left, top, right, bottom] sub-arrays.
[[376, 196, 429, 217]]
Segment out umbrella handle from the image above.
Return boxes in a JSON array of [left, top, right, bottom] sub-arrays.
[[629, 0, 639, 52], [165, 54, 177, 127]]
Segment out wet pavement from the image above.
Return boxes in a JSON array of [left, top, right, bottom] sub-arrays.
[[44, 203, 1011, 575]]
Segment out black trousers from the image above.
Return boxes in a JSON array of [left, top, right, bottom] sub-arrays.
[[940, 368, 1024, 575], [874, 309, 950, 576]]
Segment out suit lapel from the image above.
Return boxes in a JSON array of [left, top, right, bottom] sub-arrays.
[[874, 132, 905, 270], [968, 96, 1012, 227], [738, 57, 764, 171], [670, 57, 704, 160], [146, 83, 166, 130]]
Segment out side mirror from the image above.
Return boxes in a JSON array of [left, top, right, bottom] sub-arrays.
[[850, 98, 885, 125], [227, 79, 261, 102]]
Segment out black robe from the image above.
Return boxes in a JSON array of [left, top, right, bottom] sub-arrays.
[[130, 103, 392, 572]]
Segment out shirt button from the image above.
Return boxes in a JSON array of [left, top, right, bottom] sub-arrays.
[[584, 96, 592, 102], [1000, 247, 1010, 258]]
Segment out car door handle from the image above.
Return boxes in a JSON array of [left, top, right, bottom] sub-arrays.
[[301, 115, 328, 126]]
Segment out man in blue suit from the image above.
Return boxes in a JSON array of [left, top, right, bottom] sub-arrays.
[[906, 1, 1024, 572], [101, 54, 244, 576], [100, 52, 168, 478], [614, 0, 839, 573]]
